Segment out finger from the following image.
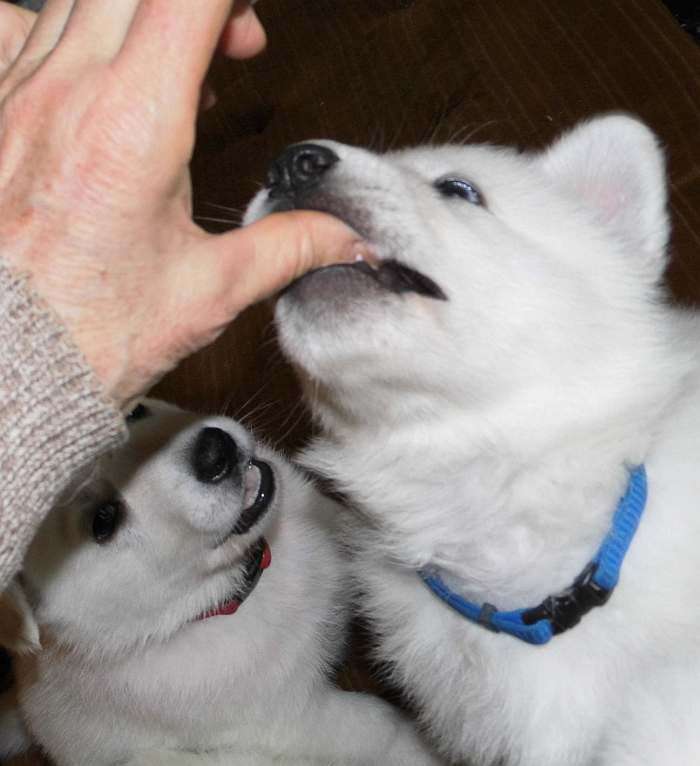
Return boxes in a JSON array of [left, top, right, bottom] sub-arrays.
[[0, 5, 37, 76], [218, 4, 266, 60], [203, 5, 265, 113], [117, 0, 234, 109], [10, 0, 72, 64], [54, 0, 141, 61], [190, 211, 371, 316], [0, 0, 73, 98]]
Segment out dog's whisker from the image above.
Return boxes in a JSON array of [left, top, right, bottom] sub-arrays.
[[269, 398, 309, 450], [201, 201, 245, 215], [217, 394, 234, 418], [193, 215, 239, 226], [453, 119, 503, 146], [239, 399, 280, 429], [233, 389, 263, 421], [233, 384, 273, 423]]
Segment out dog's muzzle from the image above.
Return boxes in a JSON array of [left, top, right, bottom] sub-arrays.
[[264, 143, 447, 302]]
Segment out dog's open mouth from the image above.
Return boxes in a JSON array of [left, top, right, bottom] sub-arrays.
[[198, 463, 275, 621], [198, 537, 272, 621], [269, 197, 446, 301], [230, 459, 275, 537], [308, 259, 447, 301]]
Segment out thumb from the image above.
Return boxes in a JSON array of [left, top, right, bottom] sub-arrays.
[[202, 209, 371, 312]]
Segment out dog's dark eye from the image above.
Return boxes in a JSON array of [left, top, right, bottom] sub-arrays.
[[127, 403, 150, 423], [92, 500, 124, 545], [434, 177, 483, 206]]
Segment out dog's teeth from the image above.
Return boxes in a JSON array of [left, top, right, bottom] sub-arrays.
[[353, 245, 380, 270], [242, 462, 262, 510]]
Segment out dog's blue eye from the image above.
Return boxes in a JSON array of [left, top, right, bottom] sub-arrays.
[[435, 177, 483, 206], [92, 500, 124, 545]]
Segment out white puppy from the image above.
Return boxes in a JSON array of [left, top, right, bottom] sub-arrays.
[[0, 400, 441, 766], [245, 115, 700, 765]]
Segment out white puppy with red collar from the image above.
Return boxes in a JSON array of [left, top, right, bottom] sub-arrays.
[[0, 400, 441, 766], [246, 115, 700, 765]]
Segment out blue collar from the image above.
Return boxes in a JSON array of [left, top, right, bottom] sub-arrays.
[[420, 465, 647, 645]]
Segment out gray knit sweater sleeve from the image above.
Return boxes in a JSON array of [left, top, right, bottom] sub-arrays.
[[0, 259, 126, 590]]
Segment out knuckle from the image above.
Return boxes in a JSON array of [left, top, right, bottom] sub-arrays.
[[289, 213, 316, 275], [2, 67, 74, 131]]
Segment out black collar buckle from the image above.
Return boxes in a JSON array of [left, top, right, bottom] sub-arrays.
[[521, 562, 612, 635]]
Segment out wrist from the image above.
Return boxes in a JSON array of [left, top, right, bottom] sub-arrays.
[[0, 257, 127, 584]]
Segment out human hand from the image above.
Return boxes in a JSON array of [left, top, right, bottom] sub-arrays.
[[0, 1, 366, 408]]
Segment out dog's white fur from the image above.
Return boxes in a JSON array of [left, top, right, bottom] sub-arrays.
[[246, 115, 700, 765], [1, 401, 441, 765]]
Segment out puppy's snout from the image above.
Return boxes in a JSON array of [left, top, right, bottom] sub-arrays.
[[192, 427, 240, 484], [266, 143, 339, 199]]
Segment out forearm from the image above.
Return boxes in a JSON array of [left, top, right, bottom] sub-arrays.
[[0, 259, 125, 590]]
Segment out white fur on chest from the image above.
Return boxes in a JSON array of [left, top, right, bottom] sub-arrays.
[[322, 387, 700, 765]]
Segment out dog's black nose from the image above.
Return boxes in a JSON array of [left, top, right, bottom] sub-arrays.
[[266, 143, 339, 199], [192, 427, 239, 484]]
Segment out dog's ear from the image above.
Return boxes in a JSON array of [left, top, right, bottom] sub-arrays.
[[0, 579, 40, 654], [540, 113, 668, 277]]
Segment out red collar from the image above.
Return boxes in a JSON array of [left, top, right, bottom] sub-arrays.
[[198, 538, 271, 620]]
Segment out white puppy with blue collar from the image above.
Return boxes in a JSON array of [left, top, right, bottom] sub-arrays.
[[245, 115, 700, 765], [0, 400, 442, 766]]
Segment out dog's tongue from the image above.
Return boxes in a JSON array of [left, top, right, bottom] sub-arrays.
[[199, 599, 241, 620]]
